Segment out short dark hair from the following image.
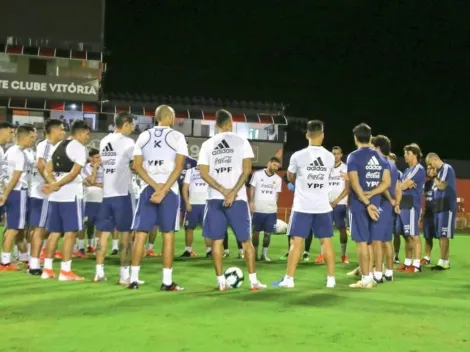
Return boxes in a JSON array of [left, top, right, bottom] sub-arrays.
[[16, 124, 35, 137], [332, 146, 342, 153], [114, 112, 134, 128], [269, 156, 281, 164], [371, 135, 391, 156], [0, 122, 13, 130], [352, 123, 372, 143], [404, 143, 423, 160], [45, 119, 64, 134], [88, 148, 99, 157], [307, 120, 324, 135], [71, 120, 91, 135], [215, 109, 232, 127]]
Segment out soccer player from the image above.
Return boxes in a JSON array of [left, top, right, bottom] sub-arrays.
[[28, 120, 65, 274], [273, 120, 336, 288], [131, 105, 187, 290], [0, 122, 15, 228], [180, 166, 209, 257], [249, 157, 282, 261], [347, 123, 390, 288], [42, 120, 90, 280], [326, 146, 349, 264], [0, 124, 37, 271], [370, 135, 401, 282], [425, 153, 456, 270], [396, 144, 425, 273], [81, 148, 103, 254], [94, 112, 136, 284], [198, 109, 266, 291], [389, 153, 403, 263], [421, 164, 437, 265]]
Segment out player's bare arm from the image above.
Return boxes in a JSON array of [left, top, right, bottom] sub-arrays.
[[434, 178, 448, 190], [198, 165, 227, 195], [37, 157, 48, 181], [182, 182, 191, 212], [161, 153, 185, 195], [249, 185, 255, 212], [43, 160, 57, 184], [394, 180, 402, 214], [333, 179, 350, 205], [287, 171, 296, 184], [230, 158, 252, 195], [132, 155, 160, 191], [86, 163, 99, 185], [0, 170, 22, 205]]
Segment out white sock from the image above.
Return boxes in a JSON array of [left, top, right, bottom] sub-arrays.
[[44, 258, 53, 270], [27, 243, 31, 255], [443, 259, 449, 266], [412, 259, 420, 268], [239, 249, 243, 255], [185, 246, 192, 252], [340, 243, 347, 256], [327, 276, 336, 285], [78, 240, 85, 250], [248, 273, 258, 285], [148, 243, 154, 250], [61, 260, 72, 272], [404, 258, 412, 266], [112, 240, 119, 250], [42, 241, 46, 249], [262, 247, 268, 257], [206, 247, 212, 253], [13, 245, 18, 258], [87, 238, 94, 246], [224, 249, 229, 254], [283, 275, 294, 283], [120, 266, 130, 281], [162, 268, 172, 286], [18, 252, 29, 262], [30, 257, 40, 269], [385, 269, 393, 277], [361, 274, 371, 283], [374, 271, 383, 280], [96, 264, 104, 277], [130, 266, 140, 283], [217, 275, 226, 286], [1, 252, 11, 264], [424, 255, 430, 261]]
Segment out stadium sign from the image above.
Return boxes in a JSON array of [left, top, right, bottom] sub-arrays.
[[0, 73, 99, 102]]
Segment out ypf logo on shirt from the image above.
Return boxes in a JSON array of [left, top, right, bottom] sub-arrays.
[[366, 156, 382, 170]]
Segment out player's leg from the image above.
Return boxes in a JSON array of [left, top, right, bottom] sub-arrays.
[[227, 200, 266, 290], [260, 213, 276, 261], [202, 200, 228, 290], [181, 205, 202, 257], [222, 231, 229, 257], [404, 208, 421, 273], [279, 235, 291, 260], [304, 231, 314, 262], [236, 237, 244, 259], [128, 186, 156, 288], [371, 206, 392, 283], [29, 197, 48, 275], [94, 197, 113, 281], [1, 189, 27, 271], [432, 211, 454, 270], [421, 217, 435, 265], [15, 229, 29, 266], [349, 210, 375, 288], [57, 198, 85, 281], [396, 210, 412, 270], [382, 214, 395, 281], [313, 213, 336, 287], [393, 214, 401, 263], [251, 213, 262, 259], [111, 229, 119, 255], [336, 205, 349, 263], [273, 211, 311, 288], [146, 226, 159, 256], [156, 189, 183, 291]]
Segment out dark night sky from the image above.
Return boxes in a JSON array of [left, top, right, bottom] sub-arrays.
[[104, 1, 470, 160]]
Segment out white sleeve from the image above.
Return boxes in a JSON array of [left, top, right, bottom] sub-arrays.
[[243, 139, 254, 159], [287, 153, 297, 174], [166, 131, 188, 156], [197, 142, 210, 166], [133, 131, 151, 157], [183, 168, 192, 184], [125, 139, 135, 160], [14, 150, 25, 172], [36, 141, 46, 161], [276, 176, 282, 193], [69, 142, 87, 167], [249, 172, 257, 187]]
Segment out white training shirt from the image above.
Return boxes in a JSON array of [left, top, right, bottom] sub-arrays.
[[288, 146, 335, 214], [328, 161, 348, 205], [198, 132, 254, 202], [32, 139, 56, 199], [183, 167, 208, 205], [0, 145, 4, 186], [100, 132, 135, 198], [133, 126, 188, 195], [4, 145, 28, 191], [81, 163, 104, 203], [48, 139, 87, 202], [250, 169, 282, 213], [132, 174, 140, 199], [24, 148, 37, 197]]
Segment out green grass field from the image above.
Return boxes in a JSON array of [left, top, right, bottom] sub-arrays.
[[1, 229, 470, 352]]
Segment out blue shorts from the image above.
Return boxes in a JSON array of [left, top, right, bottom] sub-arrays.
[[252, 212, 277, 233], [46, 198, 84, 233], [184, 204, 205, 229], [349, 210, 375, 243], [203, 199, 251, 242], [5, 189, 28, 230], [85, 202, 102, 225], [396, 207, 420, 236], [132, 186, 179, 233], [287, 211, 333, 239], [370, 202, 394, 242], [28, 197, 49, 228], [97, 194, 134, 232], [434, 211, 456, 239], [423, 216, 437, 239], [331, 204, 348, 229]]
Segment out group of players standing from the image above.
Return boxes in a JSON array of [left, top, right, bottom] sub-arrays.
[[0, 107, 456, 291]]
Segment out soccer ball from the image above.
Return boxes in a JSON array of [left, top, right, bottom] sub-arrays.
[[224, 267, 244, 288], [275, 219, 288, 234]]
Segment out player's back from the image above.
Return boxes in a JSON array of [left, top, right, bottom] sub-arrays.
[[291, 146, 334, 214], [201, 132, 252, 201], [347, 147, 387, 209], [100, 132, 134, 198]]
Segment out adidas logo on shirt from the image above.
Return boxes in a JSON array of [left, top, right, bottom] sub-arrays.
[[365, 156, 382, 170], [101, 142, 117, 157], [307, 157, 327, 171], [212, 139, 234, 155]]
